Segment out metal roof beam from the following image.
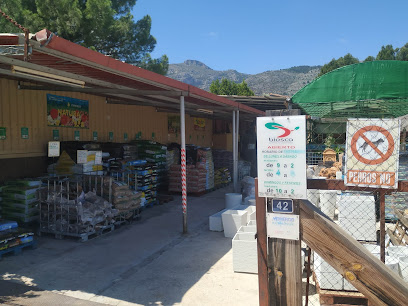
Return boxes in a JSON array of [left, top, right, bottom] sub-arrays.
[[17, 84, 188, 96]]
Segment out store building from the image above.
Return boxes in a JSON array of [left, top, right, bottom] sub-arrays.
[[0, 29, 265, 182]]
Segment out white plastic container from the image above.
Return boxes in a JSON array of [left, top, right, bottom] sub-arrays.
[[209, 208, 229, 231], [232, 232, 258, 274], [225, 193, 242, 209], [244, 206, 256, 224], [319, 190, 337, 219], [238, 225, 257, 233], [221, 210, 248, 238]]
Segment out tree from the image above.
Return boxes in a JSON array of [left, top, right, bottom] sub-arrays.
[[396, 43, 408, 61], [318, 53, 359, 77], [376, 45, 397, 60], [209, 79, 254, 96], [364, 56, 375, 62], [0, 0, 169, 74]]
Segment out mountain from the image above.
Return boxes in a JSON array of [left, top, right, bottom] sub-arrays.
[[167, 60, 321, 96]]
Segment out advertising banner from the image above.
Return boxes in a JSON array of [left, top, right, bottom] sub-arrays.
[[194, 118, 206, 131], [47, 94, 89, 128]]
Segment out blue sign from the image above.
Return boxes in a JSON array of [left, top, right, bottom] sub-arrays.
[[272, 199, 293, 214]]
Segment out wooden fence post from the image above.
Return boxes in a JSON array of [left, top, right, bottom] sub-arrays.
[[256, 178, 269, 306], [268, 199, 302, 306]]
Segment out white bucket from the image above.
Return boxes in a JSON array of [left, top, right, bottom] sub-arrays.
[[319, 190, 337, 219], [225, 193, 242, 209], [398, 256, 408, 281]]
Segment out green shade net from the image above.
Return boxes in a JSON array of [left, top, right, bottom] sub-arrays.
[[292, 61, 408, 118]]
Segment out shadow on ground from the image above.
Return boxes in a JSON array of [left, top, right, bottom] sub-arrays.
[[0, 187, 235, 305]]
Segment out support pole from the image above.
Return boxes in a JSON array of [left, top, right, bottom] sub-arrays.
[[236, 109, 240, 192], [380, 189, 386, 262], [180, 95, 187, 234], [233, 111, 238, 192]]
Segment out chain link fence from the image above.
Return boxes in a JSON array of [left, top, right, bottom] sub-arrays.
[[303, 117, 408, 305]]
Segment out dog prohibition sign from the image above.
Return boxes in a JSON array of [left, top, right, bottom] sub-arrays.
[[350, 125, 394, 165]]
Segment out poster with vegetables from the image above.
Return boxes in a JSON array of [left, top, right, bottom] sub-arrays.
[[47, 94, 89, 128], [194, 118, 206, 131]]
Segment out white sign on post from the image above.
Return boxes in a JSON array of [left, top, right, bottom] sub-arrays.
[[267, 212, 300, 240], [257, 116, 307, 199], [77, 150, 88, 164], [48, 141, 60, 157], [344, 119, 400, 189]]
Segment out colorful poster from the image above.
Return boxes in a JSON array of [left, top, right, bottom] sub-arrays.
[[47, 94, 89, 128], [168, 115, 180, 133], [194, 118, 206, 131]]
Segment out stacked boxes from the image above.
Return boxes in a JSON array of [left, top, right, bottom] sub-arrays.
[[75, 150, 103, 175], [122, 144, 138, 160], [386, 155, 408, 220], [338, 193, 376, 241], [132, 163, 158, 207], [0, 221, 34, 252], [1, 180, 41, 224], [103, 180, 141, 212], [197, 148, 215, 190], [0, 186, 2, 218], [136, 141, 168, 191], [214, 168, 231, 187], [168, 164, 207, 193], [213, 150, 233, 176]]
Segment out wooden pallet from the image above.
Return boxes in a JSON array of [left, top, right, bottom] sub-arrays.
[[158, 194, 174, 204], [114, 207, 142, 226], [386, 208, 408, 246], [0, 240, 37, 259], [39, 224, 114, 242], [313, 271, 370, 306]]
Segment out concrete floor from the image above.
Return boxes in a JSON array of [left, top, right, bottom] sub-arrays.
[[0, 186, 260, 306]]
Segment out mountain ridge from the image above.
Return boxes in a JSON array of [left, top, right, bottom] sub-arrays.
[[167, 60, 321, 96]]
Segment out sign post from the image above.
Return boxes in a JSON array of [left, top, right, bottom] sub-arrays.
[[256, 116, 306, 305], [345, 119, 400, 262]]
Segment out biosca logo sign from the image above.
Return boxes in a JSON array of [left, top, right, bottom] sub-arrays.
[[265, 122, 299, 138]]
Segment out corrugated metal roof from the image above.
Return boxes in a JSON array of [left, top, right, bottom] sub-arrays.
[[0, 29, 265, 120]]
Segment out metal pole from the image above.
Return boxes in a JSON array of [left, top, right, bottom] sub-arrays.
[[180, 95, 187, 234], [380, 189, 386, 262], [233, 111, 238, 192], [236, 109, 240, 192]]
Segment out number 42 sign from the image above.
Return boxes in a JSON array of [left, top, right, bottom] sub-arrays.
[[272, 199, 294, 213]]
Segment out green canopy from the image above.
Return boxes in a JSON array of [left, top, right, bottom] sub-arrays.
[[292, 61, 408, 118]]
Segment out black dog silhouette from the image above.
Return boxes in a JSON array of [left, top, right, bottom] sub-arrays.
[[360, 138, 384, 152]]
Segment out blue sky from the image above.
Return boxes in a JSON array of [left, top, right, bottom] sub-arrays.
[[132, 0, 408, 74]]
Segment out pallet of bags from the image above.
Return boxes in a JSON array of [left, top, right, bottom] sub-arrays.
[[1, 180, 41, 224]]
